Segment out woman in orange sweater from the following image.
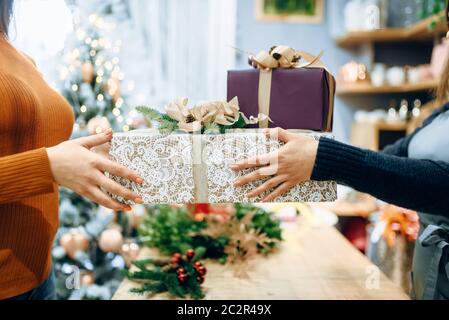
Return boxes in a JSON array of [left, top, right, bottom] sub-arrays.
[[0, 0, 143, 300]]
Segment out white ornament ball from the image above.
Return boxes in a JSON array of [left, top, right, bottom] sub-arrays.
[[98, 229, 124, 253]]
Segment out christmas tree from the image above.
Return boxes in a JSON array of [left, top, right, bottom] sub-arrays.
[[53, 0, 143, 300]]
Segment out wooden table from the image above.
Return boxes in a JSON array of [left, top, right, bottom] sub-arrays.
[[113, 221, 409, 300]]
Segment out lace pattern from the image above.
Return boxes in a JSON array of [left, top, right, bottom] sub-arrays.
[[108, 131, 337, 204], [108, 132, 195, 204], [205, 132, 337, 203]]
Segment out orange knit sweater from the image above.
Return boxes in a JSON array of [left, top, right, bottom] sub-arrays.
[[0, 37, 74, 299]]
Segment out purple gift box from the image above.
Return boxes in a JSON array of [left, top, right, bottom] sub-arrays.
[[227, 68, 335, 132]]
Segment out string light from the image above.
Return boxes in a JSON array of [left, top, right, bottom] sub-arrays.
[[61, 8, 135, 133], [95, 57, 104, 66], [115, 98, 124, 108], [104, 61, 113, 71], [71, 49, 80, 59], [112, 108, 121, 116], [99, 38, 107, 47], [88, 14, 98, 24]]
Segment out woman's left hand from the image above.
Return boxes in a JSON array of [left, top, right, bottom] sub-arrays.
[[230, 128, 319, 202]]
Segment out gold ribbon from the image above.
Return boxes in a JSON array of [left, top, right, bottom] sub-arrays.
[[192, 133, 208, 203], [247, 45, 334, 131], [257, 70, 273, 129], [165, 96, 271, 133], [249, 46, 325, 71]]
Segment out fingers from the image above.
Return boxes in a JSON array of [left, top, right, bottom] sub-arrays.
[[230, 151, 278, 171], [76, 129, 113, 149], [262, 182, 292, 203], [247, 175, 286, 199], [230, 127, 292, 172], [96, 157, 144, 185], [91, 142, 111, 158], [234, 165, 277, 187], [264, 127, 293, 143], [86, 186, 132, 212], [95, 172, 143, 204]]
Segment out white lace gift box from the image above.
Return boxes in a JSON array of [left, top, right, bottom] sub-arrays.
[[107, 129, 337, 204]]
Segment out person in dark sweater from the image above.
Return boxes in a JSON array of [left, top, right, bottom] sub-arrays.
[[231, 110, 449, 215], [231, 7, 449, 301], [232, 101, 449, 302]]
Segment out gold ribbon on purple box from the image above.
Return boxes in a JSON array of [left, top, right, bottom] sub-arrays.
[[230, 45, 336, 131]]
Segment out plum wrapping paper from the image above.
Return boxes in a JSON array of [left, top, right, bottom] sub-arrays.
[[227, 68, 335, 132], [107, 129, 337, 204]]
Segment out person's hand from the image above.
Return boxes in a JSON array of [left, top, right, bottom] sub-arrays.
[[230, 128, 319, 202], [46, 129, 144, 211]]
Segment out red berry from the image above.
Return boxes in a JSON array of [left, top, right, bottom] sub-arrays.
[[176, 268, 186, 275], [197, 266, 207, 276], [171, 253, 182, 264], [186, 249, 195, 260], [178, 272, 189, 284], [173, 253, 182, 260], [196, 276, 205, 284], [194, 262, 202, 268], [178, 276, 187, 284]]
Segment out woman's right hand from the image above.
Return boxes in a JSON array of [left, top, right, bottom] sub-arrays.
[[46, 129, 144, 211]]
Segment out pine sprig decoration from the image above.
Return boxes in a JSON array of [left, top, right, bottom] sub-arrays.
[[136, 106, 179, 132], [136, 105, 253, 134], [138, 204, 282, 263], [138, 205, 210, 256], [126, 251, 206, 299]]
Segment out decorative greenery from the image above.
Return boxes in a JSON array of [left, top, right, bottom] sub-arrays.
[[138, 205, 282, 264], [126, 250, 206, 299], [135, 106, 179, 133], [136, 105, 248, 134], [420, 0, 447, 30], [263, 0, 318, 16]]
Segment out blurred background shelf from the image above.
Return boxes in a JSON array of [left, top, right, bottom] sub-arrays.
[[337, 78, 440, 96], [336, 12, 446, 47]]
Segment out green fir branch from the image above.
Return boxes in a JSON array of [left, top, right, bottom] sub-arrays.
[[136, 106, 179, 132]]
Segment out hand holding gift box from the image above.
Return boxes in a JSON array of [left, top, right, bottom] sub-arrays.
[[231, 127, 325, 203], [107, 97, 336, 204], [108, 45, 337, 204]]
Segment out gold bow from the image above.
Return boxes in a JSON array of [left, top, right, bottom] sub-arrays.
[[248, 45, 324, 71], [165, 97, 271, 132]]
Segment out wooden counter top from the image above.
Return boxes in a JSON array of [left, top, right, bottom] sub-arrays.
[[113, 221, 409, 300]]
